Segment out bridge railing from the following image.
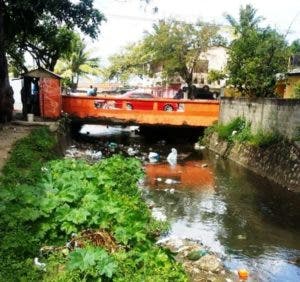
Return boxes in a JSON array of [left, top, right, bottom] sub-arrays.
[[61, 95, 220, 126]]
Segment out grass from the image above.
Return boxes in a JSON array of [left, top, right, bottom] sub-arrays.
[[204, 117, 283, 147]]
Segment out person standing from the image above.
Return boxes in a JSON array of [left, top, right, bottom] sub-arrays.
[[87, 85, 94, 96]]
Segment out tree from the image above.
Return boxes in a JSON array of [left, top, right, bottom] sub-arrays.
[[290, 39, 300, 54], [225, 5, 289, 97], [105, 19, 224, 89], [55, 36, 101, 91], [7, 26, 79, 76], [104, 43, 149, 83], [0, 0, 104, 122]]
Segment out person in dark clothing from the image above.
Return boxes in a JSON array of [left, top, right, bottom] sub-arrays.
[[197, 85, 214, 100], [173, 88, 184, 99]]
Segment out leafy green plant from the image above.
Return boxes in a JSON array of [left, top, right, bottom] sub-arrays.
[[1, 126, 57, 186], [216, 117, 249, 142], [1, 143, 187, 281], [0, 127, 58, 281], [249, 130, 282, 147], [203, 117, 282, 148], [67, 246, 117, 279]]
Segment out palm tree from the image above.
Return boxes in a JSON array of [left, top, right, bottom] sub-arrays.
[[55, 37, 101, 91]]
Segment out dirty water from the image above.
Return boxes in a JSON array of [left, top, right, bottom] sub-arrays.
[[69, 124, 300, 282]]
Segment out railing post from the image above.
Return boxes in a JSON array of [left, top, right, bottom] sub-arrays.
[[153, 101, 158, 111]]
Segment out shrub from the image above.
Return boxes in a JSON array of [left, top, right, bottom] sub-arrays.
[[203, 117, 282, 147], [215, 117, 249, 143], [249, 130, 282, 147]]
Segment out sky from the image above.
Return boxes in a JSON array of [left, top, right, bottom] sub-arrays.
[[91, 0, 300, 65]]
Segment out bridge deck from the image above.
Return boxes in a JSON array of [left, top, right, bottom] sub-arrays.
[[62, 95, 220, 127]]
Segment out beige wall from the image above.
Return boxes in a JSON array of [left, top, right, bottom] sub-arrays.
[[219, 98, 300, 140]]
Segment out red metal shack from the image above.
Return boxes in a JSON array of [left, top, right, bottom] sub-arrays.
[[21, 68, 62, 119]]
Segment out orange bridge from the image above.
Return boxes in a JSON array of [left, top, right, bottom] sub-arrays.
[[62, 95, 220, 127]]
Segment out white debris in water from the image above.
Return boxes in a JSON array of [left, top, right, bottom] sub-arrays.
[[85, 149, 102, 160], [127, 147, 138, 156], [156, 177, 162, 182], [167, 148, 177, 166], [148, 152, 159, 163], [65, 148, 79, 157], [165, 179, 179, 185], [194, 143, 206, 150]]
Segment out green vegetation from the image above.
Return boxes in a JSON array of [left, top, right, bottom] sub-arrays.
[[0, 127, 59, 281], [290, 39, 300, 54], [1, 0, 104, 122], [0, 128, 186, 281], [55, 36, 101, 91], [225, 5, 289, 97], [206, 117, 282, 147], [104, 19, 224, 87]]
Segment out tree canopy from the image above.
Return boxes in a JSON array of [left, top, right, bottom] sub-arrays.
[[225, 5, 289, 97], [104, 19, 224, 88], [0, 0, 104, 121], [55, 36, 101, 91], [290, 39, 300, 54]]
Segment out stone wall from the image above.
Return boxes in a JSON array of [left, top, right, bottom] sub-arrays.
[[205, 133, 300, 192], [219, 98, 300, 140]]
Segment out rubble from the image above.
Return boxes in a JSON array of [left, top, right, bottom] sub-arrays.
[[158, 237, 235, 281]]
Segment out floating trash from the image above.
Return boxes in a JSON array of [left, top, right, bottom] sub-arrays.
[[127, 147, 138, 156], [194, 143, 205, 150], [165, 179, 179, 185], [167, 148, 177, 166], [85, 150, 102, 160], [238, 269, 249, 280], [148, 152, 159, 163]]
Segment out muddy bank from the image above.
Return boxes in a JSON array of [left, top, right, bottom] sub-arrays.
[[204, 132, 300, 192]]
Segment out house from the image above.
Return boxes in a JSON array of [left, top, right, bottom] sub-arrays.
[[276, 54, 300, 98], [150, 46, 228, 96]]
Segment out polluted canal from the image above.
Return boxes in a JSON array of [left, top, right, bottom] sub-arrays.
[[67, 124, 300, 281]]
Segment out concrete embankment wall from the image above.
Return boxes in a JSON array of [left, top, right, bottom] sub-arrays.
[[219, 98, 300, 140], [206, 98, 300, 192], [206, 133, 300, 192]]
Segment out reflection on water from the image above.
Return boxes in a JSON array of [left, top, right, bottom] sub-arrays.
[[144, 153, 300, 281], [74, 125, 300, 281], [145, 161, 214, 190]]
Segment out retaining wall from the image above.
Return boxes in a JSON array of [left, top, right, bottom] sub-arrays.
[[219, 98, 300, 140], [206, 133, 300, 192]]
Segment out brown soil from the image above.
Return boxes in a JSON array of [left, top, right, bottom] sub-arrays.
[[0, 124, 32, 172]]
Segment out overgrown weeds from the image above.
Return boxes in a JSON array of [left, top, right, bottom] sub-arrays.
[[203, 117, 283, 147], [0, 128, 186, 281]]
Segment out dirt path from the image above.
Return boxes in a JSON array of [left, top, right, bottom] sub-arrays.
[[0, 124, 32, 172]]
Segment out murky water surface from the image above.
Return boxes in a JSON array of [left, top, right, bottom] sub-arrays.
[[72, 124, 300, 281]]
